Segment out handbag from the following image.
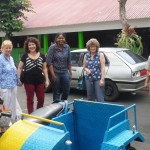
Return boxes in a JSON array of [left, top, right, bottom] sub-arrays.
[[20, 53, 27, 84], [20, 69, 25, 84], [76, 69, 86, 90]]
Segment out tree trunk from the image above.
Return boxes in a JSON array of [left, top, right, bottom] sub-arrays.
[[118, 0, 129, 30], [5, 32, 12, 40]]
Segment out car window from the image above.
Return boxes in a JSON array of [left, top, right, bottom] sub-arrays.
[[71, 52, 81, 66], [117, 50, 147, 65], [104, 52, 125, 65]]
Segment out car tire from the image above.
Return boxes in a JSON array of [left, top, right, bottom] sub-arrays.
[[105, 80, 119, 102], [126, 144, 136, 150]]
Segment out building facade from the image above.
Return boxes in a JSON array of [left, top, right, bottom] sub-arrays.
[[0, 0, 150, 63]]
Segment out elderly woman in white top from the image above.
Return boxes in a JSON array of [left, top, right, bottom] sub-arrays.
[[0, 40, 22, 122]]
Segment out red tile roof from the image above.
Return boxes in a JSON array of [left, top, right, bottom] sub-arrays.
[[24, 0, 150, 29]]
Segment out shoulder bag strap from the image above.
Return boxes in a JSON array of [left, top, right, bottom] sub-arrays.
[[23, 53, 27, 71], [52, 47, 56, 62]]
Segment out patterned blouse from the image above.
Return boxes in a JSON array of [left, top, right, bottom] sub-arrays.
[[85, 52, 101, 81], [0, 54, 18, 89], [46, 43, 71, 73]]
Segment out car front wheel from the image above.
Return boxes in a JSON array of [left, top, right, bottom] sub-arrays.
[[105, 80, 119, 102]]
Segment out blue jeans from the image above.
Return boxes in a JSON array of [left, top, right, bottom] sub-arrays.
[[85, 79, 104, 102], [52, 72, 70, 101]]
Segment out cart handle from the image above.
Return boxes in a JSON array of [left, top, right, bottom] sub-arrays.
[[22, 113, 64, 126], [106, 104, 137, 131]]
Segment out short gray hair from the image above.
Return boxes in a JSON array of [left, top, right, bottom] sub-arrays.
[[86, 38, 100, 51]]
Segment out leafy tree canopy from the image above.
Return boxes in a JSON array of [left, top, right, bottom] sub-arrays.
[[0, 0, 33, 39]]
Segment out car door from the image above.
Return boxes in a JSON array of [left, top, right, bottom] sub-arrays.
[[100, 51, 109, 77], [71, 52, 85, 88]]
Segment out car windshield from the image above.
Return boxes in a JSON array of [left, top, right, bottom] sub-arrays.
[[117, 50, 147, 65]]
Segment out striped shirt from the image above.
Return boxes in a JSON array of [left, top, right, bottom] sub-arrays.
[[21, 53, 46, 84]]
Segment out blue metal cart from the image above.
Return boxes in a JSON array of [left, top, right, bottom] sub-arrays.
[[0, 99, 144, 150]]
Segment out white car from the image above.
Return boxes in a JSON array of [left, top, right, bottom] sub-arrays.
[[70, 48, 147, 101]]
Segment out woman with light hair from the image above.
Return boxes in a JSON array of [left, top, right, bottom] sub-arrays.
[[0, 40, 22, 122], [83, 38, 105, 102]]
